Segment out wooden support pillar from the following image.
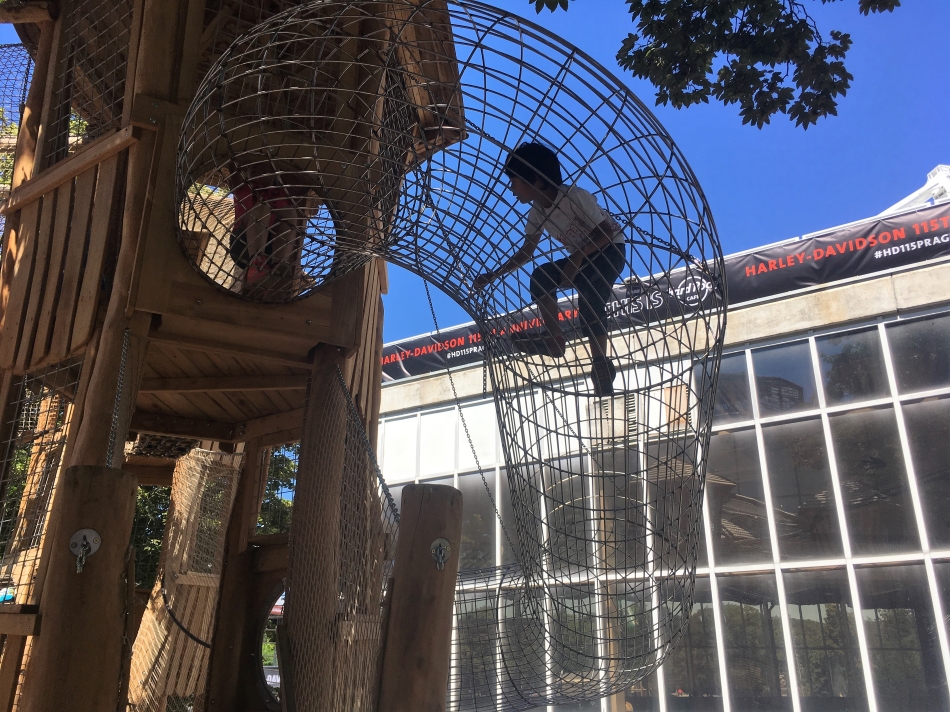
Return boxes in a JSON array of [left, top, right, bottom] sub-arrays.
[[202, 439, 266, 712], [377, 483, 463, 712], [281, 345, 349, 711], [17, 466, 136, 712]]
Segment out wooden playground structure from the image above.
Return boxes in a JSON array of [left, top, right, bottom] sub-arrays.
[[0, 1, 464, 710]]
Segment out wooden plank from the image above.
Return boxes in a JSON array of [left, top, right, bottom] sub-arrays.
[[0, 200, 40, 369], [239, 408, 305, 444], [120, 0, 146, 127], [0, 1, 55, 23], [122, 463, 174, 486], [0, 614, 40, 637], [0, 635, 25, 712], [138, 374, 307, 393], [48, 167, 97, 362], [4, 127, 137, 215], [30, 180, 73, 366], [146, 329, 313, 369], [70, 154, 119, 353], [129, 411, 237, 442], [14, 194, 56, 371], [251, 539, 288, 574]]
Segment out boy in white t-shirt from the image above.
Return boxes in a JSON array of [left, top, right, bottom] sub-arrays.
[[473, 142, 625, 396]]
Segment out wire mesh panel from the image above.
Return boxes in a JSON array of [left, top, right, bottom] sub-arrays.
[[128, 448, 243, 712], [283, 368, 398, 712], [0, 356, 82, 607], [256, 442, 298, 535], [182, 1, 726, 708], [44, 0, 133, 165], [0, 43, 34, 237]]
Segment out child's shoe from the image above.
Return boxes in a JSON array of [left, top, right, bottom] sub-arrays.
[[510, 331, 567, 358], [590, 356, 617, 397], [246, 255, 271, 285]]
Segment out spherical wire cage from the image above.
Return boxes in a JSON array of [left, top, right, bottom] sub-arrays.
[[177, 1, 726, 708]]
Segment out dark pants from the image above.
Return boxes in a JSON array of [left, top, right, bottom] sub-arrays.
[[529, 244, 625, 339]]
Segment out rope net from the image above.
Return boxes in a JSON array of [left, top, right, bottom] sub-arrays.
[[283, 367, 399, 711], [128, 448, 243, 712], [179, 1, 725, 708]]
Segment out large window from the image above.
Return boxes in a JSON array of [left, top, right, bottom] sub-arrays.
[[377, 308, 950, 712]]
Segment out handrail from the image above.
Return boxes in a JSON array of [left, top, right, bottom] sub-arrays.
[[1, 126, 139, 215]]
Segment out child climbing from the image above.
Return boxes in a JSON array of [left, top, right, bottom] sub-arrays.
[[227, 162, 315, 299], [473, 142, 625, 396]]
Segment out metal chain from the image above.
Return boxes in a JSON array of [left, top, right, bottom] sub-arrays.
[[422, 281, 517, 560], [106, 328, 131, 467]]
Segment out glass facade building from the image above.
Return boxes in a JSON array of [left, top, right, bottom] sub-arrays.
[[379, 301, 950, 711]]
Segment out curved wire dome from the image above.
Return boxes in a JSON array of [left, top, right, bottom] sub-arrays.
[[179, 1, 726, 709]]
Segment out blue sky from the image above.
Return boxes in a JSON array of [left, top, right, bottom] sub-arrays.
[[383, 0, 949, 342], [3, 2, 944, 343]]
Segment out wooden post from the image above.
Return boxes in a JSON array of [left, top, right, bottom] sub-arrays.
[[282, 345, 349, 711], [17, 466, 136, 712], [377, 483, 463, 712], [202, 439, 265, 712]]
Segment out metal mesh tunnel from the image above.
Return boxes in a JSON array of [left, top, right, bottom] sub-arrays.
[[178, 1, 726, 709]]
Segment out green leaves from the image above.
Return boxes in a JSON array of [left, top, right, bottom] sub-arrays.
[[537, 0, 899, 128]]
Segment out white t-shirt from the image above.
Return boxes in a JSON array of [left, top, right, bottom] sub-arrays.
[[526, 185, 623, 253]]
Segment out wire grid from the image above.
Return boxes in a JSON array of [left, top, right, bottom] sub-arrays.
[[131, 485, 172, 589], [127, 448, 243, 712], [0, 355, 82, 607], [256, 442, 298, 535], [0, 43, 34, 238], [44, 0, 133, 165], [181, 1, 725, 708], [283, 368, 398, 712]]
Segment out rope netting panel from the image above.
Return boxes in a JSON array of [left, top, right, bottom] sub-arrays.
[[44, 0, 134, 164], [180, 1, 725, 708], [283, 368, 398, 712], [0, 43, 34, 237], [128, 448, 243, 712], [0, 356, 82, 608]]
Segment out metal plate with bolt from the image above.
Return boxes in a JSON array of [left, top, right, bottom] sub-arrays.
[[69, 529, 101, 573], [430, 538, 450, 571]]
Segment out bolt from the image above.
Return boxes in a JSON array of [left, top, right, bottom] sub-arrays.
[[149, 117, 157, 125], [306, 319, 312, 325], [196, 299, 202, 305]]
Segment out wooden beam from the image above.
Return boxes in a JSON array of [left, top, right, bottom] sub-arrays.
[[2, 127, 138, 215], [123, 462, 174, 486], [0, 2, 56, 25], [250, 533, 289, 574], [239, 408, 305, 444], [129, 411, 237, 442], [146, 331, 313, 369], [138, 374, 307, 393], [0, 612, 40, 637]]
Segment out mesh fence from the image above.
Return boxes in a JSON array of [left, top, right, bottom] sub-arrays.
[[44, 0, 133, 165], [0, 356, 83, 607], [256, 442, 298, 536], [283, 367, 399, 712], [0, 43, 34, 238], [127, 448, 244, 712]]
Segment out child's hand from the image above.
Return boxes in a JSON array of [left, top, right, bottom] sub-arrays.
[[473, 272, 494, 291]]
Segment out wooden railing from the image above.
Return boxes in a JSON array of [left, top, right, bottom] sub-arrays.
[[0, 126, 138, 373]]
